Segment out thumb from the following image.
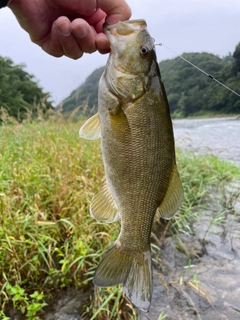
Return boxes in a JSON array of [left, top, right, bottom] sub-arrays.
[[96, 0, 132, 24]]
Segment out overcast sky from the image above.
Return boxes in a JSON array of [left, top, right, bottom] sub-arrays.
[[0, 0, 240, 106]]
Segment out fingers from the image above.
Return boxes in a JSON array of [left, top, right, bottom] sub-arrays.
[[40, 17, 81, 59], [41, 17, 99, 59], [97, 0, 132, 24], [84, 8, 107, 33], [55, 17, 85, 59], [53, 0, 98, 16], [96, 33, 110, 54], [83, 9, 110, 53], [40, 19, 65, 58], [39, 1, 132, 59], [71, 19, 97, 54], [61, 6, 116, 57], [52, 0, 131, 23]]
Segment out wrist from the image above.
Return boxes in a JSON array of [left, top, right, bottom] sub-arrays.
[[0, 0, 8, 8]]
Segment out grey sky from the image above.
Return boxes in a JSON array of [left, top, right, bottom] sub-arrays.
[[0, 0, 239, 106]]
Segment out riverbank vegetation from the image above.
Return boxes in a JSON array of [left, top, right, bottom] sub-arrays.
[[1, 116, 240, 319]]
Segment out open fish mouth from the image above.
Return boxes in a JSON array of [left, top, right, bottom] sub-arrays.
[[103, 19, 148, 51], [103, 19, 147, 36]]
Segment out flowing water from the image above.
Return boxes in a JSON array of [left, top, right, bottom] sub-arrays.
[[173, 117, 240, 166]]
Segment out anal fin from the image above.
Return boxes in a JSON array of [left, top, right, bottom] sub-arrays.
[[157, 164, 183, 220]]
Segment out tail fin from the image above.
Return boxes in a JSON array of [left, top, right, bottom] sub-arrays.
[[93, 241, 152, 311]]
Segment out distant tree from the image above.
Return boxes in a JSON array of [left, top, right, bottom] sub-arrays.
[[160, 52, 226, 117], [0, 56, 53, 121], [233, 42, 240, 75], [59, 67, 104, 116]]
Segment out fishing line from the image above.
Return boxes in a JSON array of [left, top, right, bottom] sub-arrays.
[[155, 42, 240, 98]]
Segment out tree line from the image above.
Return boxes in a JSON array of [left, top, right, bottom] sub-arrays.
[[0, 57, 52, 122], [1, 42, 239, 122], [60, 42, 240, 118], [160, 43, 240, 117]]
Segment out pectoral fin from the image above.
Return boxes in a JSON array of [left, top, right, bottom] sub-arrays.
[[157, 165, 183, 220], [90, 180, 119, 223], [79, 113, 101, 140]]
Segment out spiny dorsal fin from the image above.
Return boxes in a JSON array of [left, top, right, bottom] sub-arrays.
[[157, 164, 183, 220], [90, 180, 119, 223], [79, 113, 101, 140]]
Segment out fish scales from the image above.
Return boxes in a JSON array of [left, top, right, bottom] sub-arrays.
[[79, 19, 183, 311], [100, 83, 174, 250]]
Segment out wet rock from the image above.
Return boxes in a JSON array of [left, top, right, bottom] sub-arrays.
[[141, 198, 240, 320], [175, 240, 205, 258], [4, 309, 24, 320], [43, 288, 93, 320], [4, 288, 93, 320]]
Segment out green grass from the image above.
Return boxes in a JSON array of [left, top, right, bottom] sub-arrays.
[[170, 149, 240, 235], [0, 120, 121, 319], [0, 119, 240, 319]]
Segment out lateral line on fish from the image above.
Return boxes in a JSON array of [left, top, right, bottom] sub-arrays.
[[155, 43, 240, 98]]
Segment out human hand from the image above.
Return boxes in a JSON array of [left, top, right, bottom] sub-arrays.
[[8, 0, 131, 59]]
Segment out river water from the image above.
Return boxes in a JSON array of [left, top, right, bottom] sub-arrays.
[[173, 117, 240, 166]]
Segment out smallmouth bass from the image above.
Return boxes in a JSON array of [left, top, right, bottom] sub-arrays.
[[80, 19, 183, 311]]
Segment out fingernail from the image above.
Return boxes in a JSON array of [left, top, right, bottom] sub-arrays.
[[73, 24, 88, 39], [56, 22, 71, 36], [105, 15, 117, 25]]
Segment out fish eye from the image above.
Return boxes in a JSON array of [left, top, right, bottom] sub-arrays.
[[140, 45, 149, 56]]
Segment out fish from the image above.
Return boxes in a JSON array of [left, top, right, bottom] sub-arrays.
[[79, 19, 183, 311]]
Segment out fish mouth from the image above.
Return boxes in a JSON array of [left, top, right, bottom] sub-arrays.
[[103, 19, 147, 36]]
